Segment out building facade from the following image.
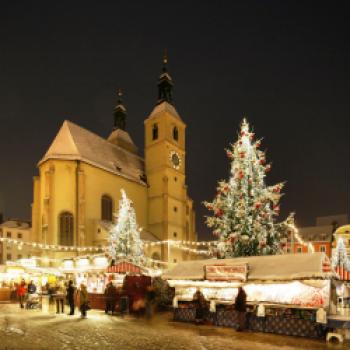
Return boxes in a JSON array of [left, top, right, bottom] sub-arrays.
[[284, 214, 348, 257], [31, 58, 197, 263], [0, 220, 32, 264]]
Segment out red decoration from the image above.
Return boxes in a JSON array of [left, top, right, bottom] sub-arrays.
[[226, 150, 233, 159], [239, 151, 245, 158], [255, 202, 261, 209], [273, 187, 281, 193], [238, 171, 244, 179], [215, 209, 223, 217], [265, 164, 271, 173], [273, 205, 280, 213], [255, 141, 261, 148], [259, 158, 266, 165]]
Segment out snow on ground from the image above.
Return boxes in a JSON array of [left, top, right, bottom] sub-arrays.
[[0, 304, 347, 350]]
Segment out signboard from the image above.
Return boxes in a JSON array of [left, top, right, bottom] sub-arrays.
[[205, 264, 248, 282]]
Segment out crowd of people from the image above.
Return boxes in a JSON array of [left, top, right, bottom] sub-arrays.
[[14, 278, 158, 320], [14, 278, 247, 330], [14, 279, 91, 318]]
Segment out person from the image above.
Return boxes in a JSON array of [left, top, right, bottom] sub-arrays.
[[66, 280, 76, 315], [234, 286, 247, 331], [193, 288, 206, 324], [79, 284, 89, 318], [17, 280, 26, 309], [145, 284, 156, 319], [27, 280, 37, 294], [119, 288, 129, 316], [104, 281, 117, 315], [54, 282, 66, 314]]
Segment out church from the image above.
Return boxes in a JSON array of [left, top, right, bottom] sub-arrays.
[[31, 57, 197, 263]]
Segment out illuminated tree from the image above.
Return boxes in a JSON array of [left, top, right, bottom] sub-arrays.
[[204, 118, 293, 257], [109, 189, 144, 264]]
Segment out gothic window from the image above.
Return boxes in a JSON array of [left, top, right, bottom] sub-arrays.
[[152, 124, 158, 140], [59, 212, 74, 246], [173, 126, 178, 141], [101, 195, 113, 221]]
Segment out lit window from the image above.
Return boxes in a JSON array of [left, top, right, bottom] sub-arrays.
[[17, 233, 22, 239], [6, 232, 11, 238], [320, 245, 326, 253]]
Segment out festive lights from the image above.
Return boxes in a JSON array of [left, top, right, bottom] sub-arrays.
[[204, 118, 294, 257]]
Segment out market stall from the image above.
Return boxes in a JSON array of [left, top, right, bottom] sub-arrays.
[[164, 253, 337, 338]]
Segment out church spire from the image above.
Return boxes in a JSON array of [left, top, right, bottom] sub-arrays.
[[157, 49, 174, 105], [113, 88, 127, 131]]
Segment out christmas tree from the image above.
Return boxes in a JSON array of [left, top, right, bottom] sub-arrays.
[[332, 237, 350, 271], [204, 118, 293, 257], [109, 189, 144, 265]]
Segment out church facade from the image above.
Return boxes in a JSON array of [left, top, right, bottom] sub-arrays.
[[31, 58, 197, 263]]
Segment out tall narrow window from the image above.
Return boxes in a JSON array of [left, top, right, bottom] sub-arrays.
[[59, 212, 74, 246], [173, 126, 178, 141], [101, 195, 113, 221], [152, 124, 158, 140]]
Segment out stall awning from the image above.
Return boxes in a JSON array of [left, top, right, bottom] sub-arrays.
[[163, 253, 337, 282], [107, 261, 142, 274]]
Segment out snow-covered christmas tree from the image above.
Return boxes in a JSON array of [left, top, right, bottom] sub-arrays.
[[332, 237, 350, 271], [109, 189, 144, 265], [204, 118, 293, 257]]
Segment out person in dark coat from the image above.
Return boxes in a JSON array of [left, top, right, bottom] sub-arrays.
[[66, 280, 76, 315], [104, 281, 117, 315], [193, 288, 206, 324], [27, 280, 37, 294], [234, 286, 247, 331]]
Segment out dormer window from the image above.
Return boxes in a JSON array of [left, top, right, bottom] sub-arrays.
[[152, 124, 158, 140], [173, 126, 178, 141]]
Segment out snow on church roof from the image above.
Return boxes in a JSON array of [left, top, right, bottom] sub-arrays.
[[163, 253, 336, 282], [39, 120, 146, 185], [147, 101, 183, 122]]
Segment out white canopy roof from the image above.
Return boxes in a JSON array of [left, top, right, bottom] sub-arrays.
[[163, 253, 336, 282]]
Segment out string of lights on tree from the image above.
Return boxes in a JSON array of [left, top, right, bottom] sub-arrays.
[[204, 118, 294, 258]]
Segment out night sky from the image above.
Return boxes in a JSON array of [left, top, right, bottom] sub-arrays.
[[0, 2, 349, 240]]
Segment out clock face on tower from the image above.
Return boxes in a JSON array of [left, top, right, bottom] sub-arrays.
[[169, 151, 181, 170]]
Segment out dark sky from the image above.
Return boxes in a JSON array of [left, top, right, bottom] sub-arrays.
[[0, 1, 349, 240]]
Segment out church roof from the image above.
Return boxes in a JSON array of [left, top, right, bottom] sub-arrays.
[[39, 120, 146, 185], [107, 128, 138, 154], [147, 101, 183, 123]]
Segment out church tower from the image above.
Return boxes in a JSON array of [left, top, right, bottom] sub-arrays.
[[144, 53, 196, 263]]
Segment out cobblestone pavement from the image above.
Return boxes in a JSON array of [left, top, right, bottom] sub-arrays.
[[0, 304, 347, 350]]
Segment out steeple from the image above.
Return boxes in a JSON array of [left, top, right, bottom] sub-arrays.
[[157, 50, 174, 105], [113, 89, 127, 131]]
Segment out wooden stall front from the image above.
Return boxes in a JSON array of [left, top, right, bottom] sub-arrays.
[[165, 253, 337, 339]]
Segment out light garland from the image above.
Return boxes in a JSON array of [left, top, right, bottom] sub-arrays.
[[287, 224, 315, 253], [0, 236, 216, 254]]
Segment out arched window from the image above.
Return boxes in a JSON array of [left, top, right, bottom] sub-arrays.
[[59, 212, 74, 246], [173, 126, 178, 141], [101, 195, 113, 221], [152, 124, 158, 140]]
